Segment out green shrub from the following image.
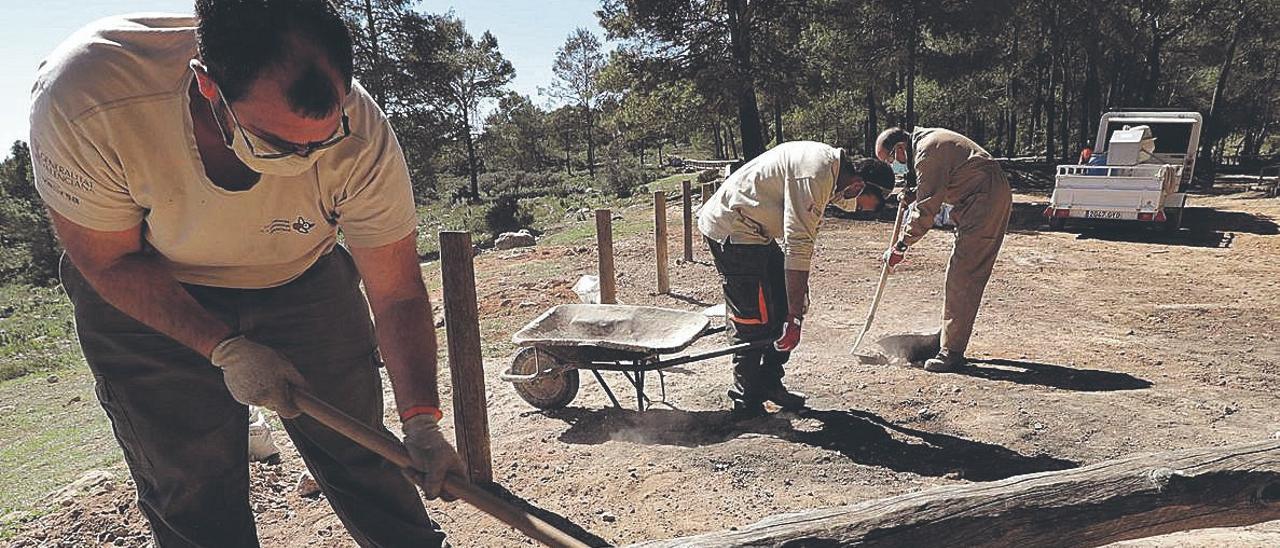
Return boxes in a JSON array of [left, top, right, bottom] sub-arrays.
[[484, 195, 534, 236]]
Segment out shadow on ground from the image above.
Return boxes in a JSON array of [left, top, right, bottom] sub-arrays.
[[545, 407, 1078, 482], [1006, 203, 1277, 248], [864, 334, 1153, 392], [961, 358, 1153, 391], [484, 482, 611, 546]]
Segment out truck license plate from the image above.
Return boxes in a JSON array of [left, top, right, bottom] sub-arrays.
[[1084, 210, 1125, 219]]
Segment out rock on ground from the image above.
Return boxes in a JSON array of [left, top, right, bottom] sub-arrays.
[[495, 230, 537, 250]]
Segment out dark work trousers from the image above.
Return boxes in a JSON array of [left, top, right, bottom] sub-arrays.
[[705, 237, 791, 403], [59, 247, 446, 548]]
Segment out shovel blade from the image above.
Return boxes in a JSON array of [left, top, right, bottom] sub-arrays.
[[874, 331, 941, 363]]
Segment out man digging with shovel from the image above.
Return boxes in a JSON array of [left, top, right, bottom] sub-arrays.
[[699, 142, 894, 417], [875, 127, 1013, 373], [31, 2, 463, 546]]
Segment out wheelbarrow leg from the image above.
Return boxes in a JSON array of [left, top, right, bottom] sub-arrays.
[[635, 371, 645, 412], [590, 369, 623, 409]]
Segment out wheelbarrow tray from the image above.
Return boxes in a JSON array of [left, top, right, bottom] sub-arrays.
[[511, 304, 710, 355]]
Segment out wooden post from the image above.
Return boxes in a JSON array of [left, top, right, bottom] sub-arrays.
[[701, 183, 712, 202], [653, 191, 669, 294], [595, 209, 616, 304], [438, 231, 492, 483], [681, 180, 694, 263]]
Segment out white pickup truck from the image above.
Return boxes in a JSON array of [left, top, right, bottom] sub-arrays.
[[1044, 111, 1203, 232]]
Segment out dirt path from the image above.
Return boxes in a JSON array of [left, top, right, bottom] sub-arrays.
[[11, 186, 1280, 546]]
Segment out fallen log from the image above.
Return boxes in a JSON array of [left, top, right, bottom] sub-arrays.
[[631, 439, 1280, 548]]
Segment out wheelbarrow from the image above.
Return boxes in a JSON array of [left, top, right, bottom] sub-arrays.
[[500, 304, 773, 411]]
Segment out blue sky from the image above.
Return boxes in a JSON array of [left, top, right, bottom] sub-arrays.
[[0, 0, 606, 148]]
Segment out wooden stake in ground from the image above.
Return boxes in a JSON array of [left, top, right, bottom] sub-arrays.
[[438, 231, 492, 483], [701, 183, 712, 203], [681, 180, 694, 263], [654, 191, 669, 294], [595, 209, 616, 304]]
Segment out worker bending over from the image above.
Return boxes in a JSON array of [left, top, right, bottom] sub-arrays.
[[699, 142, 893, 416], [876, 127, 1012, 372]]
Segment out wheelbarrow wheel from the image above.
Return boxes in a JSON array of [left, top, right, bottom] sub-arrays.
[[510, 347, 579, 410]]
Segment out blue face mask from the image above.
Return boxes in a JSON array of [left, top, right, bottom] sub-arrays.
[[891, 160, 909, 176]]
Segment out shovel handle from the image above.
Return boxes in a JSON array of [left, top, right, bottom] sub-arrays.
[[851, 200, 912, 354], [292, 390, 590, 548]]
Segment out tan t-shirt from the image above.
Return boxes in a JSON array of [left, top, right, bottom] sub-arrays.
[[697, 141, 841, 271], [29, 14, 417, 288]]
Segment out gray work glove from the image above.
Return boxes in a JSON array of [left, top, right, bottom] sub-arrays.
[[402, 415, 466, 501], [209, 335, 308, 419]]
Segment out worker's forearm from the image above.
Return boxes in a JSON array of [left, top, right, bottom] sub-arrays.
[[371, 295, 441, 414], [783, 269, 810, 317], [77, 254, 233, 357], [901, 199, 940, 246]]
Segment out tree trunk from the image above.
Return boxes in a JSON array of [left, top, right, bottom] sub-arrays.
[[1082, 48, 1100, 151], [361, 0, 386, 108], [774, 99, 784, 146], [726, 121, 739, 159], [632, 439, 1280, 548], [864, 89, 877, 155], [464, 124, 479, 198], [1145, 15, 1163, 105], [564, 134, 573, 175], [712, 122, 724, 160], [727, 0, 766, 160], [1199, 3, 1247, 186], [1046, 55, 1057, 163], [905, 2, 918, 131], [1008, 73, 1019, 155], [1059, 51, 1071, 164], [585, 107, 595, 177]]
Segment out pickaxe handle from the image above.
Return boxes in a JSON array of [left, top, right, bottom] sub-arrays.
[[293, 389, 590, 548]]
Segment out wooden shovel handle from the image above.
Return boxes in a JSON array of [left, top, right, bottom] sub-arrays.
[[292, 389, 590, 548]]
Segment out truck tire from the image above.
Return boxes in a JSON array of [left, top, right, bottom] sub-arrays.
[[1163, 208, 1184, 233], [1048, 217, 1067, 231]]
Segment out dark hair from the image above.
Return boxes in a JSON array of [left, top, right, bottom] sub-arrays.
[[195, 0, 353, 117], [847, 156, 893, 198], [875, 127, 911, 154]]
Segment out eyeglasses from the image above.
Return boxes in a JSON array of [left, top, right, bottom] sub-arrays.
[[212, 86, 350, 159]]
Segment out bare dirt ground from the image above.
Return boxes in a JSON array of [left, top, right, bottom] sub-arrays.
[[10, 182, 1280, 547]]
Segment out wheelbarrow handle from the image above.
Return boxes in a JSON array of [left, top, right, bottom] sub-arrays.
[[292, 389, 590, 548]]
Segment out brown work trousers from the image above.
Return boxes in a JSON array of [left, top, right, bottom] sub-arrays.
[[941, 165, 1012, 355], [59, 247, 446, 548]]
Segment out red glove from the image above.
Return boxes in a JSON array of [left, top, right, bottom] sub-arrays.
[[883, 241, 907, 267], [774, 315, 803, 352]]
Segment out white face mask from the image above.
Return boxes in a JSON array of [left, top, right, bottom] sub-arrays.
[[830, 184, 871, 213]]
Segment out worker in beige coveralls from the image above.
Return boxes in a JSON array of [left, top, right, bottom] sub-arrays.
[[875, 127, 1013, 373]]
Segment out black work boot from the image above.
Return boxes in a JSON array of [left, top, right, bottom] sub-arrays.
[[727, 388, 766, 419], [760, 383, 807, 410], [925, 349, 967, 372]]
